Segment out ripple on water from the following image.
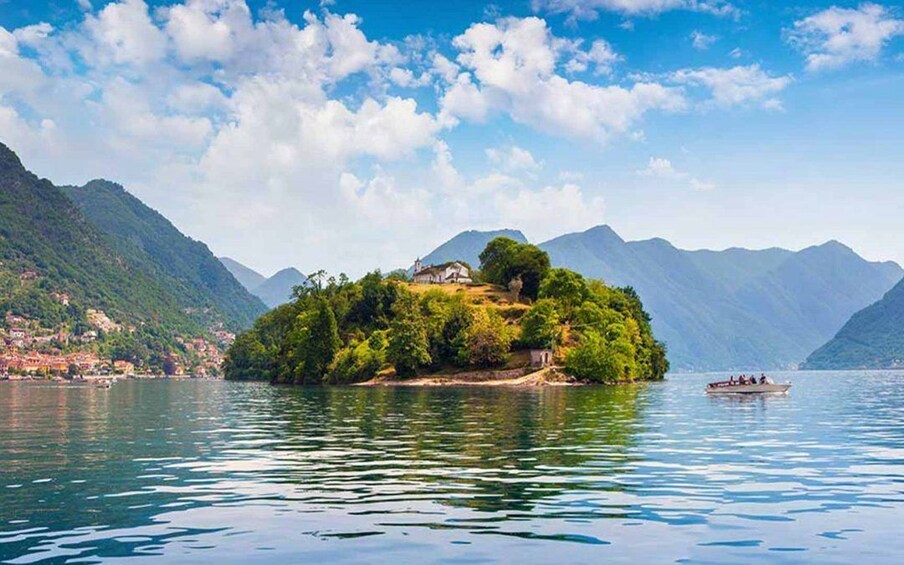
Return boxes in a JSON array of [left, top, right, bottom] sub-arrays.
[[0, 372, 902, 563]]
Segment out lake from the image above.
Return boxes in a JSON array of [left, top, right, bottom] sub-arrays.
[[1, 372, 902, 564]]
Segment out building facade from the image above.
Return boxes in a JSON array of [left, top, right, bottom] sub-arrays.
[[413, 259, 473, 284]]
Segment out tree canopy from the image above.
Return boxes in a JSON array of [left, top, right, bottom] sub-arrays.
[[478, 237, 551, 300], [225, 240, 669, 384]]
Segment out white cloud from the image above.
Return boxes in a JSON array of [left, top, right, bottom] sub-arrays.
[[495, 183, 606, 241], [690, 30, 718, 50], [447, 17, 685, 141], [83, 0, 167, 66], [638, 156, 714, 190], [728, 47, 743, 59], [438, 72, 493, 126], [486, 144, 543, 173], [12, 23, 54, 47], [532, 0, 738, 20], [389, 66, 432, 87], [786, 3, 903, 71], [669, 64, 792, 109], [565, 39, 621, 74], [164, 0, 240, 62]]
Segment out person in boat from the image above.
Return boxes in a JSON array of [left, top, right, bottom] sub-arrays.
[[760, 375, 766, 384]]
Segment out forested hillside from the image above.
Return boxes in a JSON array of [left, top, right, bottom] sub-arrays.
[[0, 142, 194, 334], [64, 180, 267, 330]]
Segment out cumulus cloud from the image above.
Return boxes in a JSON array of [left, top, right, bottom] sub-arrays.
[[486, 144, 542, 173], [637, 156, 714, 191], [786, 3, 903, 71], [532, 0, 738, 21], [564, 39, 621, 74], [446, 17, 685, 141], [668, 64, 792, 109], [0, 2, 782, 274], [82, 0, 167, 66]]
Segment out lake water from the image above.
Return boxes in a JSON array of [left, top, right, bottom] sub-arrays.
[[1, 372, 902, 564]]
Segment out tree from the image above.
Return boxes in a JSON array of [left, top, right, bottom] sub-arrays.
[[564, 325, 637, 383], [459, 308, 512, 367], [438, 299, 473, 366], [478, 238, 550, 300], [301, 298, 340, 383], [325, 332, 387, 384], [520, 299, 560, 349], [162, 356, 178, 376], [539, 268, 588, 318], [387, 293, 431, 376], [479, 237, 520, 285]]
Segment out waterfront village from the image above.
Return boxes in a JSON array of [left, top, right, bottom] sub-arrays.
[[0, 303, 234, 380]]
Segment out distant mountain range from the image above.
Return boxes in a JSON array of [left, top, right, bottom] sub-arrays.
[[803, 276, 904, 370], [0, 142, 261, 335], [219, 259, 308, 308], [420, 229, 528, 268], [417, 227, 902, 371]]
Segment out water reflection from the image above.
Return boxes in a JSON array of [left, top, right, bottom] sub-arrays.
[[1, 372, 902, 563]]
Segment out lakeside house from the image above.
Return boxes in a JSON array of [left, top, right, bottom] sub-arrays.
[[413, 259, 473, 284]]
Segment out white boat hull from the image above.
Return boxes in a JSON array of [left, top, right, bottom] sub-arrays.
[[706, 383, 791, 394]]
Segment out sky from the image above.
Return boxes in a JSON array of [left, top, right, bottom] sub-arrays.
[[0, 0, 902, 277]]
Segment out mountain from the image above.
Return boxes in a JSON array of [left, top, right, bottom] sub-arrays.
[[220, 257, 266, 291], [253, 268, 308, 308], [803, 276, 904, 369], [63, 180, 267, 331], [218, 258, 308, 309], [0, 142, 194, 333], [420, 229, 528, 269], [420, 226, 902, 371]]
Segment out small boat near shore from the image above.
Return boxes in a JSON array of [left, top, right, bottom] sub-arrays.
[[706, 375, 791, 395]]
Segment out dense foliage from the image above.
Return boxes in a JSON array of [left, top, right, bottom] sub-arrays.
[[225, 239, 669, 384], [478, 237, 551, 300]]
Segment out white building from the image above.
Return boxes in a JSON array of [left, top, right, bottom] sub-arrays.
[[413, 259, 473, 284]]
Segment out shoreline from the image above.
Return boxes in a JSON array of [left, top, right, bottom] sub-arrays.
[[357, 367, 582, 387]]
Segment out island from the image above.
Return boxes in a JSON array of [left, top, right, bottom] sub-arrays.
[[223, 238, 669, 385]]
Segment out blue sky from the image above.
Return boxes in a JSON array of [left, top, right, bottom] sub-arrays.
[[0, 0, 902, 276]]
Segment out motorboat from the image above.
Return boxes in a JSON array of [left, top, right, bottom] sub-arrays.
[[706, 376, 791, 394]]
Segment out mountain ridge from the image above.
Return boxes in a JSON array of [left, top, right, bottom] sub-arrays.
[[219, 258, 308, 309], [420, 226, 901, 371], [803, 276, 904, 369]]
